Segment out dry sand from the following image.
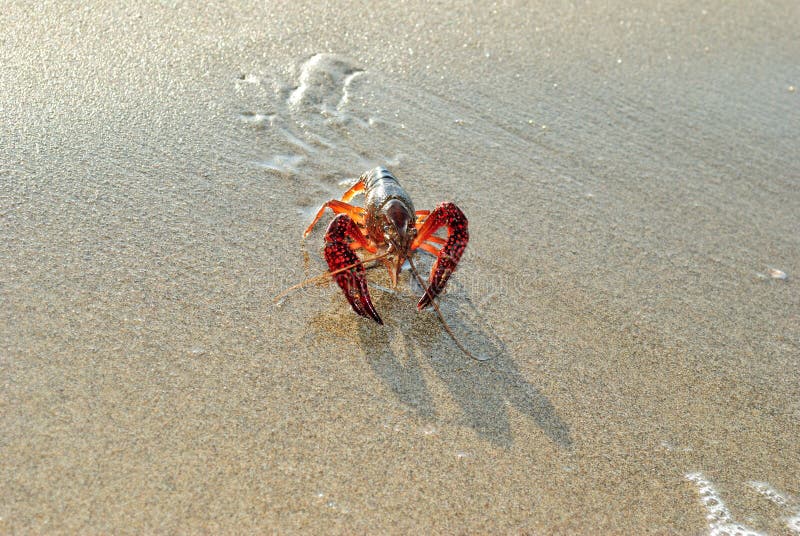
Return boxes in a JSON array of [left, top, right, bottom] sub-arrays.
[[2, 1, 799, 533]]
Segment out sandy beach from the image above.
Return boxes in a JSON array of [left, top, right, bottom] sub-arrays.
[[2, 1, 799, 533]]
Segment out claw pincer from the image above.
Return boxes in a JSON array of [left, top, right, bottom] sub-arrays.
[[413, 202, 469, 310], [324, 214, 383, 325], [306, 167, 468, 323]]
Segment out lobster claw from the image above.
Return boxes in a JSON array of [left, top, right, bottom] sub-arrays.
[[415, 202, 469, 310], [324, 215, 383, 325]]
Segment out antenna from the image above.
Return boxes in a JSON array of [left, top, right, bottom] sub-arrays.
[[273, 251, 392, 305], [407, 256, 488, 361]]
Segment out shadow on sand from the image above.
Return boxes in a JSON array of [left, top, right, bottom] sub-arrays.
[[354, 284, 572, 449]]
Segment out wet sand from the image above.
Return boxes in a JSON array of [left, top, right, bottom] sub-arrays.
[[2, 1, 799, 533]]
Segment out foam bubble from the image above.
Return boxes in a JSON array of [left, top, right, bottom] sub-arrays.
[[685, 472, 763, 536], [258, 154, 305, 175], [288, 53, 364, 116], [748, 481, 800, 534], [238, 111, 276, 128], [767, 268, 788, 281]]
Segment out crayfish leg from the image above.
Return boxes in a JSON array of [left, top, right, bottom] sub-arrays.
[[341, 179, 366, 202], [304, 198, 367, 238]]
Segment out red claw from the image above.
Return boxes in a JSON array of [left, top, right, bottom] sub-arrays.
[[324, 215, 383, 324], [413, 202, 469, 310]]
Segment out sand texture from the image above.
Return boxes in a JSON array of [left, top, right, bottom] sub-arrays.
[[2, 1, 799, 533]]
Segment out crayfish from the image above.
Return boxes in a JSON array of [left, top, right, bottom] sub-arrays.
[[303, 167, 469, 326]]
